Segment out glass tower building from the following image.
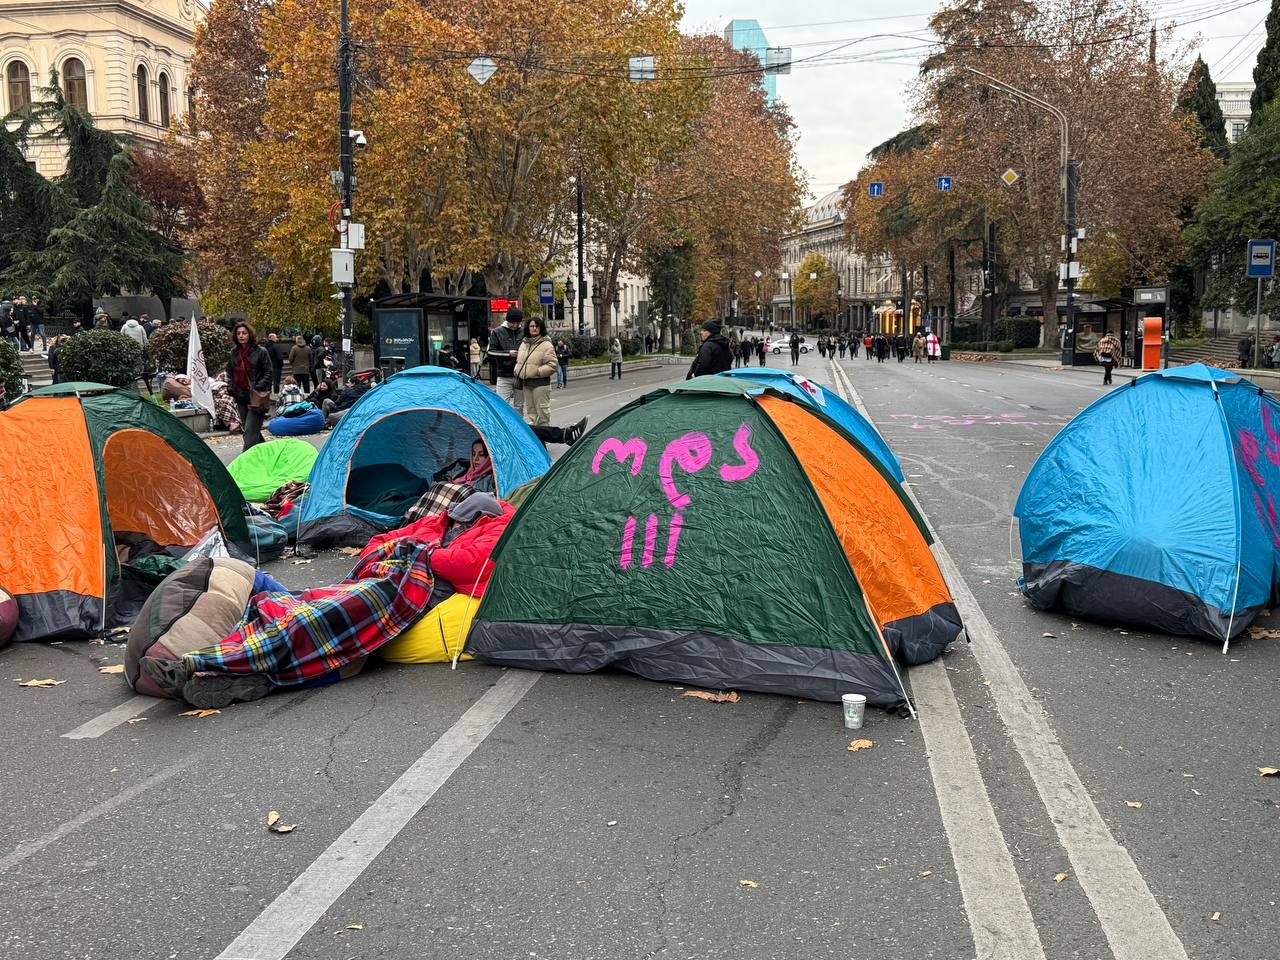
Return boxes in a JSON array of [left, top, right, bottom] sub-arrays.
[[723, 18, 776, 106]]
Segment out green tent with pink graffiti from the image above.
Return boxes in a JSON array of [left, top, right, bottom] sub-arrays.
[[468, 377, 963, 710]]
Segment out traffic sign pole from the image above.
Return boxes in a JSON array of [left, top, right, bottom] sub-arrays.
[[1246, 239, 1276, 368], [1256, 276, 1264, 369]]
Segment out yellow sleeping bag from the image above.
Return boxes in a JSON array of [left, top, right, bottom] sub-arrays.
[[379, 593, 478, 664]]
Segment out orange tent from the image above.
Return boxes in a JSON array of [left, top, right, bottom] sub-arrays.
[[0, 384, 249, 644]]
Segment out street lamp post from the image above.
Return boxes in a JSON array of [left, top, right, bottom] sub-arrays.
[[565, 277, 577, 334], [963, 66, 1077, 364], [809, 271, 817, 330], [612, 287, 621, 333], [781, 271, 793, 331]]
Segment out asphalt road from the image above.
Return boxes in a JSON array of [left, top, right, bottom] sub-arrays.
[[0, 350, 1274, 960]]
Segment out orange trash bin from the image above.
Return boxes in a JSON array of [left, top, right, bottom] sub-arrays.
[[1142, 317, 1163, 370]]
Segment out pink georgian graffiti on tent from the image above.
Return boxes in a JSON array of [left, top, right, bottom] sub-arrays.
[[1234, 402, 1280, 548], [593, 424, 761, 570]]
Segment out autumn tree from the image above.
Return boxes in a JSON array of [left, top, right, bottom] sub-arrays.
[[793, 252, 837, 322], [1251, 0, 1280, 124], [897, 0, 1217, 346]]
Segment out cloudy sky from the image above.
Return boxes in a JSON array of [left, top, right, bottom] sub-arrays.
[[677, 0, 1270, 202]]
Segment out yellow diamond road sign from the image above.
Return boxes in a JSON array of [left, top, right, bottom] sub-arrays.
[[1001, 168, 1020, 187]]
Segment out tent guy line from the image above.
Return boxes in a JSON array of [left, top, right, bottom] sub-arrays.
[[828, 358, 1191, 960]]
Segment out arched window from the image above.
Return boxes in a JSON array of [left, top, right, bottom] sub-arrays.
[[136, 65, 149, 122], [63, 57, 87, 110], [157, 71, 170, 127], [7, 62, 30, 111]]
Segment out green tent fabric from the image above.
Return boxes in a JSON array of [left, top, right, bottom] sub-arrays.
[[227, 438, 319, 502], [468, 377, 923, 708]]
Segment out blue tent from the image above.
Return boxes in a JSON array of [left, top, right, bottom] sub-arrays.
[[1014, 364, 1280, 645], [721, 368, 904, 481], [298, 366, 550, 546]]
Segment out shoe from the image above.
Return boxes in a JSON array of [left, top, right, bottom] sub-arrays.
[[181, 672, 272, 709], [139, 656, 193, 698], [564, 416, 589, 446]]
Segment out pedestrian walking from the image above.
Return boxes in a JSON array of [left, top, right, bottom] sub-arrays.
[[850, 334, 859, 358], [2, 300, 20, 350], [1238, 335, 1253, 368], [1095, 333, 1120, 385], [515, 316, 557, 426], [226, 321, 272, 450], [756, 337, 767, 366], [266, 332, 287, 394], [912, 334, 925, 363], [470, 338, 483, 379], [876, 335, 889, 363], [555, 338, 570, 388], [926, 330, 940, 363], [894, 333, 908, 363], [288, 335, 313, 393], [488, 306, 525, 416], [47, 335, 67, 384], [121, 314, 148, 348], [27, 297, 46, 352], [645, 333, 654, 353], [865, 333, 874, 359], [688, 319, 734, 378], [789, 331, 801, 367], [609, 336, 623, 379]]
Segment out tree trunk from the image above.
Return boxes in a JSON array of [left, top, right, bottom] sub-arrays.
[[1038, 272, 1060, 348]]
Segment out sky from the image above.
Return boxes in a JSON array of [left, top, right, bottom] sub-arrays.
[[677, 0, 1271, 202]]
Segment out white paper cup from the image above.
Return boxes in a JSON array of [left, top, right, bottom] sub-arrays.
[[841, 693, 867, 730]]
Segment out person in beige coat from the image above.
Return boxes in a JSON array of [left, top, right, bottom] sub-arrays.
[[514, 316, 558, 426]]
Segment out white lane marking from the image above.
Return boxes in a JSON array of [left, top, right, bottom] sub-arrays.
[[216, 669, 541, 960], [0, 756, 197, 872], [62, 695, 159, 740], [912, 662, 1047, 959], [828, 360, 1044, 959], [830, 359, 1190, 960]]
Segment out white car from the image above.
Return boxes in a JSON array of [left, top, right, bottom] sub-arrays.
[[770, 337, 810, 355]]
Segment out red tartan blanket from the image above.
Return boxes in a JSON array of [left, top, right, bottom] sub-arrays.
[[184, 537, 434, 687]]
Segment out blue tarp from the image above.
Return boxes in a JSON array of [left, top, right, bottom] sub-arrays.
[[721, 368, 904, 481], [1014, 364, 1280, 642], [300, 367, 551, 535]]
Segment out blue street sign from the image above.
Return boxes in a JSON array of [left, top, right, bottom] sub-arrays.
[[868, 181, 884, 198], [538, 277, 555, 305], [1247, 239, 1276, 278], [937, 176, 952, 192]]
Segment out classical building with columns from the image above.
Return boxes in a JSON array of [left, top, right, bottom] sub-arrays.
[[0, 0, 200, 176], [773, 188, 900, 332]]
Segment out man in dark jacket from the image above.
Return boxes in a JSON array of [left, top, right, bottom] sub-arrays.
[[789, 331, 801, 367], [266, 332, 289, 394], [687, 319, 733, 379], [488, 306, 525, 415]]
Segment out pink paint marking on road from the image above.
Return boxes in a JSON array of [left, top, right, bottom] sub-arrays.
[[664, 512, 684, 567], [592, 437, 647, 476], [643, 514, 658, 567], [719, 422, 760, 483], [619, 515, 637, 569], [659, 432, 713, 510]]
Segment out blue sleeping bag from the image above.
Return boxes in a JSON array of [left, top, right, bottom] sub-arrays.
[[268, 405, 326, 436]]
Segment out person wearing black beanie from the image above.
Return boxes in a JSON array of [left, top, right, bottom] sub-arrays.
[[687, 318, 733, 379]]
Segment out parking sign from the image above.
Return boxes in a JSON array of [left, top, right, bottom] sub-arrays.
[[1247, 239, 1276, 278], [538, 278, 555, 305]]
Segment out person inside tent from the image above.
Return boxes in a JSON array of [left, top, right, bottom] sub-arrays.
[[434, 439, 497, 494]]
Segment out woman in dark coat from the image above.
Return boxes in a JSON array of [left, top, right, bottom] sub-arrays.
[[226, 321, 273, 450]]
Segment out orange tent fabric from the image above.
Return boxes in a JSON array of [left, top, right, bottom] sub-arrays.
[[0, 397, 104, 599], [759, 394, 954, 632]]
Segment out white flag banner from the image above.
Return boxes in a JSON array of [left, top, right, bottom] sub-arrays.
[[186, 320, 215, 417]]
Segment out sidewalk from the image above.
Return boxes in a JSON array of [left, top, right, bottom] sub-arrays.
[[969, 353, 1280, 393]]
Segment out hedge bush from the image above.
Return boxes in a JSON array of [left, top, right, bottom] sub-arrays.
[[993, 317, 1041, 348], [147, 320, 234, 374], [996, 340, 1015, 352], [56, 330, 145, 389], [0, 339, 21, 405], [560, 334, 642, 359]]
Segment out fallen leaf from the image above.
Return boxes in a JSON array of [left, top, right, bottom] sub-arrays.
[[1211, 912, 1221, 922], [1054, 872, 1068, 883], [682, 690, 740, 703], [345, 923, 364, 930], [267, 810, 297, 833], [847, 739, 875, 752], [1125, 801, 1143, 808], [739, 880, 758, 888], [292, 558, 312, 565], [338, 547, 362, 556], [1071, 623, 1082, 629], [98, 664, 125, 674], [178, 708, 221, 718], [126, 717, 146, 725], [1247, 626, 1280, 639], [1258, 767, 1280, 777], [16, 678, 65, 688], [1041, 632, 1056, 638], [918, 870, 933, 878]]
